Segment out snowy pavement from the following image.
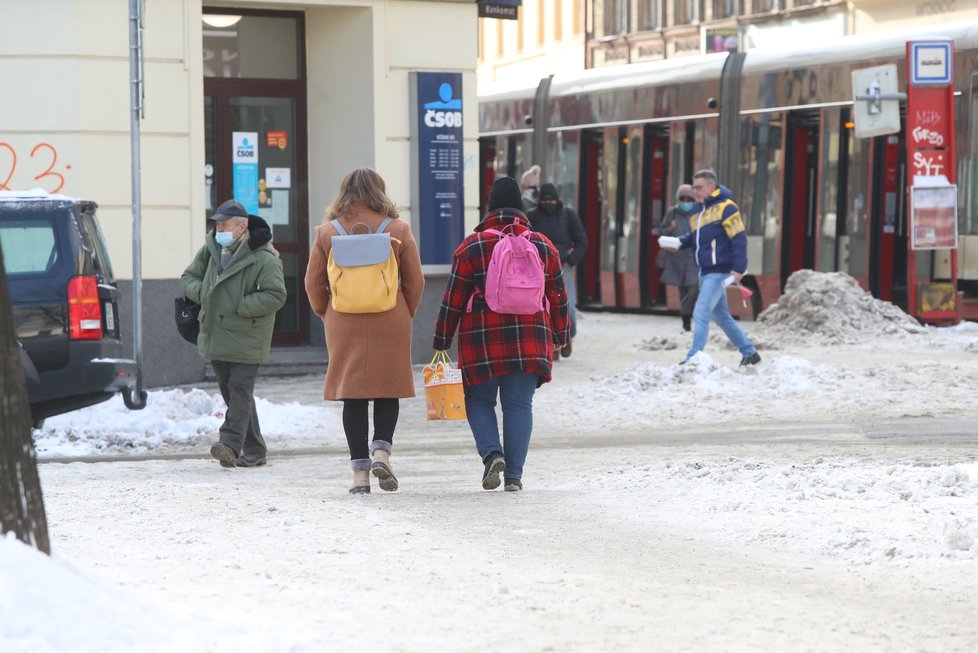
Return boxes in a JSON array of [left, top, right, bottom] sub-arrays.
[[6, 279, 978, 651]]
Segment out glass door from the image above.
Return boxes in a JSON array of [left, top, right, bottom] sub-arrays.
[[202, 10, 307, 346]]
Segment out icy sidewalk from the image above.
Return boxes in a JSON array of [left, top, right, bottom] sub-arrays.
[[30, 301, 978, 460]]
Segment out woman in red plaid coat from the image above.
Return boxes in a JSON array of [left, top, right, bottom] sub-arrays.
[[433, 176, 570, 492]]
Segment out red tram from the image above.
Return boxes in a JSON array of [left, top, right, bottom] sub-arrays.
[[478, 22, 978, 320]]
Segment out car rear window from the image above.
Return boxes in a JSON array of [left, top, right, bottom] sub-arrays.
[[0, 217, 60, 276], [78, 208, 115, 283]]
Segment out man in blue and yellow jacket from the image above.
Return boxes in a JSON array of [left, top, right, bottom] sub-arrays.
[[673, 170, 760, 366]]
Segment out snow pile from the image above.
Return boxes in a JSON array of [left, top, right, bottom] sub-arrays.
[[564, 350, 977, 432], [0, 534, 187, 653], [584, 456, 978, 566], [33, 388, 344, 457], [757, 270, 927, 344]]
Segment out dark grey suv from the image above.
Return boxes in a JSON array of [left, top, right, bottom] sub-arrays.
[[0, 192, 136, 425]]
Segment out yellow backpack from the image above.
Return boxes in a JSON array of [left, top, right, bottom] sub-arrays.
[[326, 217, 399, 313]]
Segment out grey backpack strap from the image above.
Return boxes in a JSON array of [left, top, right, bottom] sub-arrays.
[[330, 219, 348, 236], [377, 217, 394, 234]]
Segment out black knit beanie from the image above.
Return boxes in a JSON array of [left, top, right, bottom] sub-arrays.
[[487, 176, 524, 213], [538, 183, 559, 202]]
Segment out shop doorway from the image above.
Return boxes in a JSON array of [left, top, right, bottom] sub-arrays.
[[202, 9, 308, 345]]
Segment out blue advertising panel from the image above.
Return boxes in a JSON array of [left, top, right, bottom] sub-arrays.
[[232, 131, 260, 214], [414, 72, 464, 265]]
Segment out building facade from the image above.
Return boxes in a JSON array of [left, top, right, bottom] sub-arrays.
[[2, 0, 479, 387], [477, 0, 587, 85], [480, 0, 978, 78]]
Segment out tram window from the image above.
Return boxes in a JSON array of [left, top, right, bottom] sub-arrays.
[[818, 109, 842, 271], [602, 130, 619, 273], [738, 113, 783, 276], [547, 131, 580, 210], [845, 131, 871, 278], [965, 88, 978, 236], [670, 125, 688, 194], [622, 127, 644, 272]]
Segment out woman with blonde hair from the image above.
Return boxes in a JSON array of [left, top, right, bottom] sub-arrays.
[[305, 167, 424, 494]]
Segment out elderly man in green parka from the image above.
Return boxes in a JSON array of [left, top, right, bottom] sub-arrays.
[[182, 199, 287, 469]]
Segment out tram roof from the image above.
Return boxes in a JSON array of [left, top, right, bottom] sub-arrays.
[[545, 52, 728, 98], [741, 20, 978, 75]]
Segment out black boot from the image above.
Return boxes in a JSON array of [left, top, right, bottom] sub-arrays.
[[681, 315, 691, 332]]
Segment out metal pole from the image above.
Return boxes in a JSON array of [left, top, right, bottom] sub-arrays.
[[123, 0, 147, 410]]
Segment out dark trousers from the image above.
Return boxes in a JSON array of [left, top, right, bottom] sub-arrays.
[[342, 398, 399, 460], [211, 360, 266, 458], [679, 283, 699, 317]]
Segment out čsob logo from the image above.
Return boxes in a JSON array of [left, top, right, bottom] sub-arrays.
[[424, 82, 462, 128], [237, 138, 256, 159]]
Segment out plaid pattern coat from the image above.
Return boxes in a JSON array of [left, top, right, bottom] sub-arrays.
[[433, 209, 570, 388]]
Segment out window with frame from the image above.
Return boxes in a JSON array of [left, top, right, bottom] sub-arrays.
[[673, 0, 698, 25], [601, 0, 627, 36], [751, 0, 779, 12], [637, 0, 661, 31], [712, 0, 737, 19]]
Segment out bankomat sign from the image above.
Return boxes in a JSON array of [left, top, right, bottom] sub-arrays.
[[478, 0, 521, 20]]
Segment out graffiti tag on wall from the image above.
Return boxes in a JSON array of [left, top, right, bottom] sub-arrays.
[[0, 142, 71, 193]]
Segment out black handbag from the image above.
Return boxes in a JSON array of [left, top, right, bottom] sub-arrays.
[[174, 297, 201, 344]]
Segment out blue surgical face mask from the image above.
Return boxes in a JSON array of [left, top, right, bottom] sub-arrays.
[[679, 202, 695, 213], [215, 230, 236, 248]]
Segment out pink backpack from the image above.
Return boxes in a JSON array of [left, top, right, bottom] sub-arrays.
[[468, 226, 546, 315]]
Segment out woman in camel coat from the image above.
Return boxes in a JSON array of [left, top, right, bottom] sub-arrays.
[[304, 168, 424, 495]]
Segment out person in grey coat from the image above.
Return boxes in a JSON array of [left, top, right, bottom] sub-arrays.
[[656, 184, 700, 331]]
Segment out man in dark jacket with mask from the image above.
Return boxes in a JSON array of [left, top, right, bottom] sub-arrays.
[[527, 183, 587, 357]]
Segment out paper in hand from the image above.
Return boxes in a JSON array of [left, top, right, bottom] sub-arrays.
[[658, 236, 681, 249]]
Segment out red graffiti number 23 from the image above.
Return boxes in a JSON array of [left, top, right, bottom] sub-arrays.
[[0, 142, 68, 193]]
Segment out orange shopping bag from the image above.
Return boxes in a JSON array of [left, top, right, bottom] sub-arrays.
[[423, 351, 467, 421]]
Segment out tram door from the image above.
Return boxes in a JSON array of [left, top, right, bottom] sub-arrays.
[[869, 134, 903, 302], [578, 130, 604, 305], [781, 111, 820, 290], [598, 125, 646, 308], [478, 137, 497, 218], [643, 127, 669, 307]]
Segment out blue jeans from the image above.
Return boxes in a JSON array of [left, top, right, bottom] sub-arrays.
[[464, 372, 539, 480], [684, 272, 757, 362], [563, 264, 577, 339]]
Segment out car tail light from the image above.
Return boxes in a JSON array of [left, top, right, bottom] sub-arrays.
[[67, 275, 103, 340]]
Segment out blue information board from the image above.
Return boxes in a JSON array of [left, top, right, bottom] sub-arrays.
[[413, 72, 464, 265]]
